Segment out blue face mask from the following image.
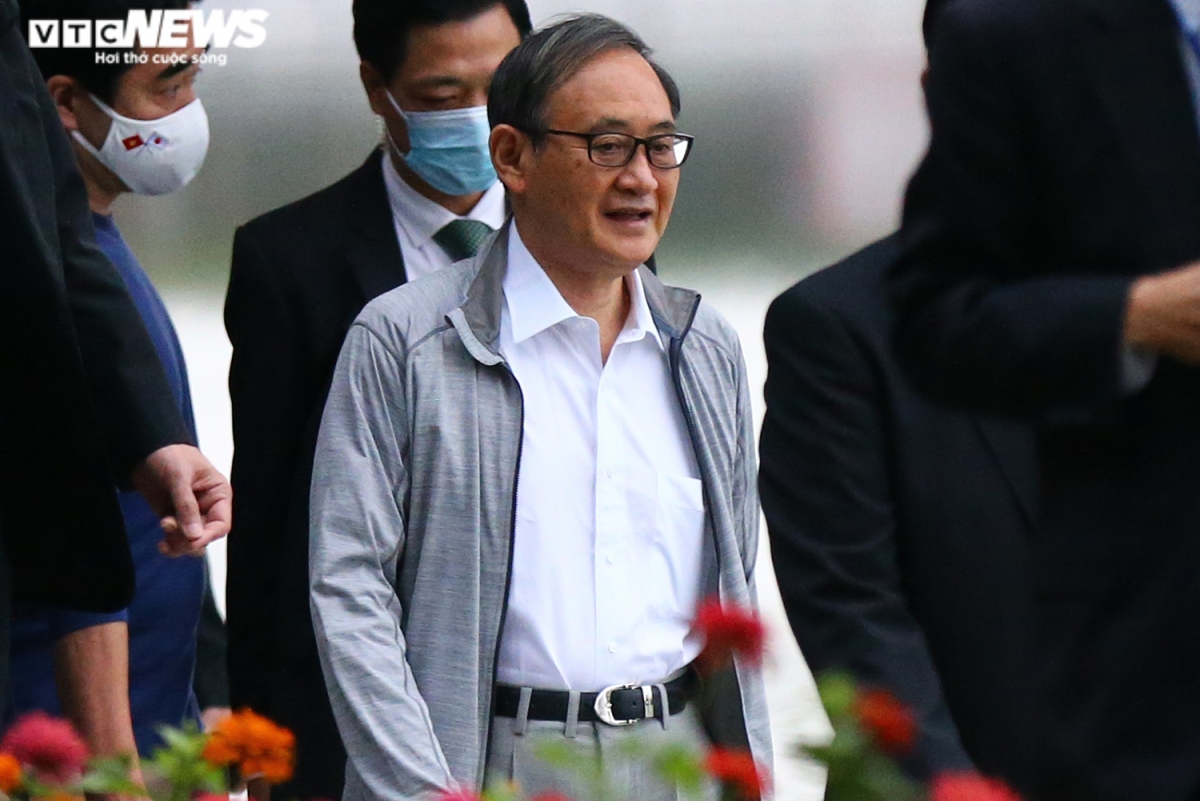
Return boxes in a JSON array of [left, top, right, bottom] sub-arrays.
[[385, 91, 497, 196]]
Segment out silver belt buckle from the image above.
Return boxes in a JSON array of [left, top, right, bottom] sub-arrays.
[[593, 683, 639, 726]]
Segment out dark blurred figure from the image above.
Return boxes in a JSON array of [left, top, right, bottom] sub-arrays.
[[193, 576, 231, 731], [12, 0, 218, 762], [0, 0, 230, 732], [890, 0, 1200, 798], [223, 2, 530, 798], [759, 1, 1036, 788]]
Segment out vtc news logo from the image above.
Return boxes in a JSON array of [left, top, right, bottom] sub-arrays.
[[27, 10, 269, 50]]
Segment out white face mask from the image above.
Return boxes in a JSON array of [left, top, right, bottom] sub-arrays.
[[71, 94, 210, 196]]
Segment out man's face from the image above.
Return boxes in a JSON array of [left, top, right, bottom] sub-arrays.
[[380, 4, 522, 151], [516, 48, 680, 274], [73, 44, 204, 152]]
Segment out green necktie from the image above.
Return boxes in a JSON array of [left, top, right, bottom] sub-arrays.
[[433, 219, 494, 262]]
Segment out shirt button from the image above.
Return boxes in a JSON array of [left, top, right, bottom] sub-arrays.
[[608, 643, 618, 653], [606, 554, 615, 565], [605, 468, 615, 479]]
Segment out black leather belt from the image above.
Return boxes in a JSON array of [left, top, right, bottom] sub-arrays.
[[493, 670, 697, 726]]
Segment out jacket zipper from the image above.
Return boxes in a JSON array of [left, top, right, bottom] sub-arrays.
[[478, 362, 524, 788], [668, 297, 716, 563]]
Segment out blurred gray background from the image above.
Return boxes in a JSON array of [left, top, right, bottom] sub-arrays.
[[127, 2, 932, 796]]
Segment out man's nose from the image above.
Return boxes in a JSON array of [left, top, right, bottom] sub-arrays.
[[615, 145, 659, 192]]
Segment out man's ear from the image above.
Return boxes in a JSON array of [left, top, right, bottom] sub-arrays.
[[491, 124, 530, 195], [359, 61, 390, 117], [46, 75, 84, 132]]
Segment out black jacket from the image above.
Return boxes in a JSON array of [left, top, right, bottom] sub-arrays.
[[0, 0, 187, 618], [224, 150, 406, 800], [761, 236, 1036, 788], [890, 0, 1200, 798]]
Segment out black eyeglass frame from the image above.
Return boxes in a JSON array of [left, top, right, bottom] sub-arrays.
[[540, 129, 696, 169]]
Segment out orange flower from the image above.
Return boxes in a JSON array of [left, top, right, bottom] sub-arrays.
[[704, 746, 770, 800], [0, 753, 22, 794], [931, 772, 1023, 801], [43, 793, 83, 801], [201, 709, 295, 785], [853, 688, 917, 756], [694, 598, 766, 672]]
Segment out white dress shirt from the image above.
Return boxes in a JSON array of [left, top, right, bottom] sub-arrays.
[[380, 147, 507, 281], [494, 223, 710, 692]]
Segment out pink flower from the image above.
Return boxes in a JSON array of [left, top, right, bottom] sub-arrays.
[[694, 598, 766, 672], [195, 794, 229, 801], [0, 712, 89, 783], [432, 790, 483, 801], [930, 771, 1023, 801]]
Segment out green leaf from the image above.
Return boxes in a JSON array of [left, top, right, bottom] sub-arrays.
[[650, 743, 707, 798], [816, 672, 858, 721]]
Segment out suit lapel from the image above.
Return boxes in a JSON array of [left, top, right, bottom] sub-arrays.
[[342, 150, 408, 303], [1071, 0, 1200, 263], [974, 418, 1039, 527]]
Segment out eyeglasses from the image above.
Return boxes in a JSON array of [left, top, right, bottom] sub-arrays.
[[542, 129, 695, 169]]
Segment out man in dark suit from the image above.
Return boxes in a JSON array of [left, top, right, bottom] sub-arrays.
[[890, 0, 1200, 798], [760, 1, 1036, 789], [761, 237, 1037, 787], [223, 2, 530, 797], [0, 0, 230, 700]]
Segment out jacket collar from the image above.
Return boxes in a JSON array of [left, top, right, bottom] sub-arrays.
[[450, 221, 700, 365]]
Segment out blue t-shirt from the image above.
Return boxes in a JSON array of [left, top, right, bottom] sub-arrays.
[[8, 214, 206, 756]]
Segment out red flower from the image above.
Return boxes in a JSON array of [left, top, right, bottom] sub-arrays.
[[704, 746, 770, 800], [0, 712, 89, 783], [931, 772, 1023, 801], [853, 688, 916, 755], [694, 598, 766, 672], [195, 794, 229, 801]]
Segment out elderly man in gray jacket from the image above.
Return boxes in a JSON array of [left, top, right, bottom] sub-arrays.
[[309, 14, 770, 801]]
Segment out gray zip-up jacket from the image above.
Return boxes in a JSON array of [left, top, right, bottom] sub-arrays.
[[310, 225, 771, 801]]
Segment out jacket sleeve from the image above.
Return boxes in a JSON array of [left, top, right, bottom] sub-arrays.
[[888, 5, 1133, 420], [223, 225, 314, 715], [759, 290, 975, 779], [309, 322, 456, 800]]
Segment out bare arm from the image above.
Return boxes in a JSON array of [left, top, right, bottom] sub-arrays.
[[53, 622, 143, 794]]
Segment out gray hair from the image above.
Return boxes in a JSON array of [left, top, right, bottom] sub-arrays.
[[487, 13, 681, 142]]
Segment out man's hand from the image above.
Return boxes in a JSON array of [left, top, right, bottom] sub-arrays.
[[131, 444, 232, 557], [1125, 260, 1200, 363]]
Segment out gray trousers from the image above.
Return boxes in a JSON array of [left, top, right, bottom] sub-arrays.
[[486, 698, 719, 801]]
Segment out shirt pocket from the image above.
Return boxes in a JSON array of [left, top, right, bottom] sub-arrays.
[[656, 473, 705, 513]]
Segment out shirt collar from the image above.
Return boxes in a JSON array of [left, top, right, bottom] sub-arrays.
[[503, 221, 663, 350], [381, 148, 507, 248]]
